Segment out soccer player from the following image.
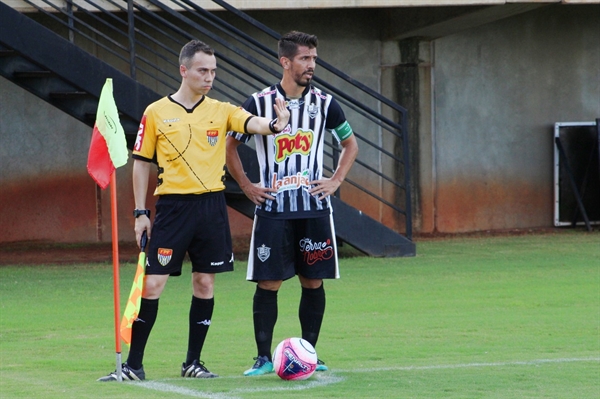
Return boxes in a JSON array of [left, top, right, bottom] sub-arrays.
[[98, 39, 289, 381], [226, 31, 359, 376]]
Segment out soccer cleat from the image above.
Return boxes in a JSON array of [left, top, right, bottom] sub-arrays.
[[97, 362, 145, 381], [316, 358, 328, 372], [243, 355, 274, 376], [182, 360, 218, 378]]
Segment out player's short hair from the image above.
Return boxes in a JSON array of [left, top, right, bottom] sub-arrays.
[[179, 40, 215, 67], [278, 31, 318, 59]]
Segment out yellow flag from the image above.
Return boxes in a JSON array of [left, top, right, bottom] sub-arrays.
[[120, 232, 147, 346]]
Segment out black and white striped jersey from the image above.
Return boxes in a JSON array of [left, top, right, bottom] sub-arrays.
[[228, 83, 352, 219]]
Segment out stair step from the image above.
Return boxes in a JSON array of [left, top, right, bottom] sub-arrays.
[[14, 70, 53, 78], [49, 91, 89, 99], [0, 49, 15, 57]]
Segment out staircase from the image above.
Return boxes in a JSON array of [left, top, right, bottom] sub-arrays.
[[0, 1, 415, 257]]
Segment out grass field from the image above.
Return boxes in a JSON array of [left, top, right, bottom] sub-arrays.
[[1, 230, 598, 398]]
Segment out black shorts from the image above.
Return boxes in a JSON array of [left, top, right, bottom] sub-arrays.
[[246, 213, 339, 282], [146, 192, 234, 276]]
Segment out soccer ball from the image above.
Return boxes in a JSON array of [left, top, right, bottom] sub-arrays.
[[272, 337, 318, 380]]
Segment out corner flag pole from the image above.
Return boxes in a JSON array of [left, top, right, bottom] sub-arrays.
[[110, 172, 123, 381]]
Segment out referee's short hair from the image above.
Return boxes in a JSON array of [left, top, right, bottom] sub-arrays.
[[179, 40, 215, 67], [278, 31, 318, 59]]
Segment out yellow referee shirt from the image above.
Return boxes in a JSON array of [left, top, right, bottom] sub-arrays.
[[133, 95, 252, 195]]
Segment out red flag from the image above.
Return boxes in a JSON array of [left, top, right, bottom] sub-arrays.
[[87, 78, 128, 189]]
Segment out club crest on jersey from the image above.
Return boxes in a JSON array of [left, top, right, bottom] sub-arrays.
[[274, 130, 313, 163], [307, 103, 319, 119], [157, 248, 173, 266], [207, 130, 218, 146], [257, 244, 271, 262]]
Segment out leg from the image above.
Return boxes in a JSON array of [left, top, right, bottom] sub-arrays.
[[254, 280, 283, 359], [298, 275, 325, 348], [127, 274, 169, 369], [186, 272, 215, 365]]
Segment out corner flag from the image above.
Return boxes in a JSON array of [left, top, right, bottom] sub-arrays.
[[87, 78, 128, 189], [120, 231, 148, 347]]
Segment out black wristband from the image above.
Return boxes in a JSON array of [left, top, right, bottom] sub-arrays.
[[133, 209, 151, 218], [269, 118, 280, 133]]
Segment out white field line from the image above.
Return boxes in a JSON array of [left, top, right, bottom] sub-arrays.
[[136, 357, 599, 398]]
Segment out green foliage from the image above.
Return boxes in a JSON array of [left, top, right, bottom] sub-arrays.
[[1, 230, 598, 398]]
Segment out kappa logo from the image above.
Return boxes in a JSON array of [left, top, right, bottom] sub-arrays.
[[257, 244, 271, 262], [207, 130, 218, 146], [157, 248, 173, 266], [196, 319, 211, 326]]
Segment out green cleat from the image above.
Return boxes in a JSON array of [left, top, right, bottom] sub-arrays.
[[316, 358, 328, 371], [244, 355, 274, 376]]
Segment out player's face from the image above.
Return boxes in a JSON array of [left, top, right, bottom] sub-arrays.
[[181, 52, 217, 96], [287, 46, 317, 87]]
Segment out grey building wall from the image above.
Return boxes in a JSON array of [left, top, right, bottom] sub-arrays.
[[429, 4, 599, 232]]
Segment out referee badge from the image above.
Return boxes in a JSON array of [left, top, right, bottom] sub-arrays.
[[157, 248, 173, 266], [207, 130, 218, 146], [257, 244, 271, 263]]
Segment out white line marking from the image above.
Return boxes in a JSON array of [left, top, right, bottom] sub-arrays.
[[333, 357, 600, 373], [135, 357, 599, 398]]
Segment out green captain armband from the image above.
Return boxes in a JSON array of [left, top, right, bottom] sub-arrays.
[[333, 121, 354, 141]]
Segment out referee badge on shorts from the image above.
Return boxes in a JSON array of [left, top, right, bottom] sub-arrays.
[[257, 244, 271, 262], [207, 130, 218, 146], [157, 248, 173, 266]]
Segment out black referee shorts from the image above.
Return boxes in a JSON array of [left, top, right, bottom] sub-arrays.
[[246, 213, 339, 282], [146, 192, 234, 276]]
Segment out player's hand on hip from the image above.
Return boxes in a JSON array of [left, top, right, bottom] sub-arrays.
[[308, 177, 341, 201], [241, 182, 276, 206]]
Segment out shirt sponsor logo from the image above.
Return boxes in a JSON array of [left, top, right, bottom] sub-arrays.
[[310, 88, 327, 100], [299, 237, 333, 265], [163, 118, 180, 123], [271, 170, 311, 193], [134, 115, 146, 152], [286, 99, 304, 110], [274, 130, 313, 163], [158, 248, 173, 266], [257, 244, 271, 262], [257, 89, 277, 98], [207, 130, 218, 146]]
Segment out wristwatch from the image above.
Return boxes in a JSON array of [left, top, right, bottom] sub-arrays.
[[133, 209, 151, 218]]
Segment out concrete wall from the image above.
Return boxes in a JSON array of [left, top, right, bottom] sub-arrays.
[[1, 4, 598, 245], [428, 4, 600, 232]]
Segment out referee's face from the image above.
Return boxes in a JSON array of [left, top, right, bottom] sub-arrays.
[[287, 45, 317, 87], [182, 52, 217, 96]]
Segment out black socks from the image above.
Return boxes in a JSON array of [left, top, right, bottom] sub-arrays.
[[186, 296, 214, 366], [299, 283, 326, 348], [127, 297, 159, 370], [253, 287, 278, 360]]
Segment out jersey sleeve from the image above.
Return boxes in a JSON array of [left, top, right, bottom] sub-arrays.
[[132, 111, 157, 162], [227, 96, 257, 144], [325, 97, 354, 142]]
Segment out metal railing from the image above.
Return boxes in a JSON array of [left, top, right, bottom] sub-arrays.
[[15, 0, 412, 239]]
